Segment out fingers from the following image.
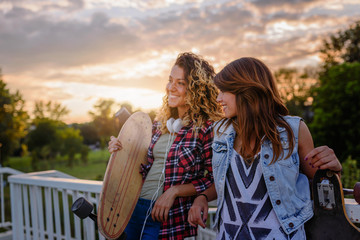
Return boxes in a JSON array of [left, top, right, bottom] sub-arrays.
[[151, 203, 169, 222], [188, 206, 206, 228], [151, 206, 157, 222], [202, 207, 208, 225], [312, 151, 333, 168], [188, 196, 209, 228], [151, 205, 162, 222], [304, 146, 327, 162], [107, 136, 123, 153], [305, 146, 341, 172]]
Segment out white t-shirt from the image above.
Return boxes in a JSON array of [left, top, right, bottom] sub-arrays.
[[140, 133, 175, 200]]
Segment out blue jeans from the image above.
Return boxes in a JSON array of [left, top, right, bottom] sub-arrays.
[[124, 198, 161, 240]]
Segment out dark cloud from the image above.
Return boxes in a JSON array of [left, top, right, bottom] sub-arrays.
[[136, 3, 255, 57], [2, 0, 84, 12], [250, 0, 320, 8], [1, 0, 360, 122], [2, 0, 358, 77], [133, 1, 359, 70], [0, 7, 141, 73]]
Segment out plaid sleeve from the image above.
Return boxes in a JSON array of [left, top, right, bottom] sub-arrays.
[[190, 122, 214, 194]]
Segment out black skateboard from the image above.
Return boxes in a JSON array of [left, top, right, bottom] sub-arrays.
[[306, 169, 360, 240]]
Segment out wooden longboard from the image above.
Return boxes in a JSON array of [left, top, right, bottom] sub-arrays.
[[306, 169, 360, 240], [97, 112, 152, 240]]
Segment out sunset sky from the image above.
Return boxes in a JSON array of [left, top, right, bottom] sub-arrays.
[[1, 0, 359, 123]]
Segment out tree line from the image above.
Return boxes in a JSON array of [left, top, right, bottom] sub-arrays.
[[0, 88, 156, 169], [0, 21, 359, 179]]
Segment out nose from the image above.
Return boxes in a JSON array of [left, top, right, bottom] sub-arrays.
[[168, 81, 176, 92], [216, 93, 222, 102]]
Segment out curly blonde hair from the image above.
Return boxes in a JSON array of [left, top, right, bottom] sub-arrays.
[[156, 52, 223, 134]]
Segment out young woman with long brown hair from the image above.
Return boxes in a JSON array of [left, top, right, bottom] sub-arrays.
[[188, 57, 342, 239]]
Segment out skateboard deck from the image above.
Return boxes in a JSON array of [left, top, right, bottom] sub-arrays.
[[306, 169, 360, 240], [97, 111, 152, 240]]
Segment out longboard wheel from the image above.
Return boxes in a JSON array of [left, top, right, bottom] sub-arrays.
[[72, 197, 94, 219]]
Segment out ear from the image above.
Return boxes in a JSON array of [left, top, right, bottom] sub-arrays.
[[166, 118, 175, 133]]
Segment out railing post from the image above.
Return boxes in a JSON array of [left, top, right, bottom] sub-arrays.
[[10, 182, 25, 240], [1, 173, 4, 225], [22, 185, 31, 240]]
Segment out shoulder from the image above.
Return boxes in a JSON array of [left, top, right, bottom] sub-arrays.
[[282, 115, 302, 125], [280, 115, 303, 136], [298, 121, 312, 142], [213, 119, 233, 135], [194, 120, 213, 138]]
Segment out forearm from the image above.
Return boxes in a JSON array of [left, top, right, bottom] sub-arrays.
[[170, 183, 197, 198]]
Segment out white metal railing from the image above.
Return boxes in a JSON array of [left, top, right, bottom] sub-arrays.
[[4, 167, 360, 240], [9, 170, 104, 240], [0, 167, 23, 231], [197, 227, 216, 240]]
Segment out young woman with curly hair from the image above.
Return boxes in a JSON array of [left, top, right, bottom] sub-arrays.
[[188, 57, 342, 240], [108, 52, 223, 240]]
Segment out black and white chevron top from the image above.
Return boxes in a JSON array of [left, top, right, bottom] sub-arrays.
[[216, 149, 305, 240]]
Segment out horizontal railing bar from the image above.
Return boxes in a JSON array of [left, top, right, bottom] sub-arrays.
[[9, 175, 102, 193], [21, 170, 77, 179], [0, 167, 23, 175]]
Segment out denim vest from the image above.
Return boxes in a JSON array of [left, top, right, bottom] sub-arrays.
[[211, 116, 313, 234]]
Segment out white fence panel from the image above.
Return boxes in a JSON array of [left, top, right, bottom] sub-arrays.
[[0, 167, 23, 231], [2, 167, 359, 240], [9, 170, 102, 240]]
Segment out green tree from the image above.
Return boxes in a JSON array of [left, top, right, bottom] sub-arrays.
[[0, 71, 29, 164], [89, 99, 118, 148], [73, 123, 100, 145], [341, 156, 360, 189], [27, 100, 71, 168], [274, 67, 317, 122], [80, 145, 90, 165], [26, 119, 63, 169], [59, 127, 84, 167], [320, 20, 360, 70], [27, 100, 90, 168], [33, 100, 70, 122], [310, 62, 360, 161]]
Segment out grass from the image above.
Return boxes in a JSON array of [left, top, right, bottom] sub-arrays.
[[7, 149, 111, 180]]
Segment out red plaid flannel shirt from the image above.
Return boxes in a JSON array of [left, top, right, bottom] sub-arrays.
[[140, 120, 214, 240]]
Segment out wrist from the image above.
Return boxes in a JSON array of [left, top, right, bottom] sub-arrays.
[[168, 185, 177, 197], [197, 193, 208, 202]]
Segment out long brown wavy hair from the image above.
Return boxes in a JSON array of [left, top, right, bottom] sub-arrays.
[[156, 52, 223, 134], [214, 57, 294, 164]]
